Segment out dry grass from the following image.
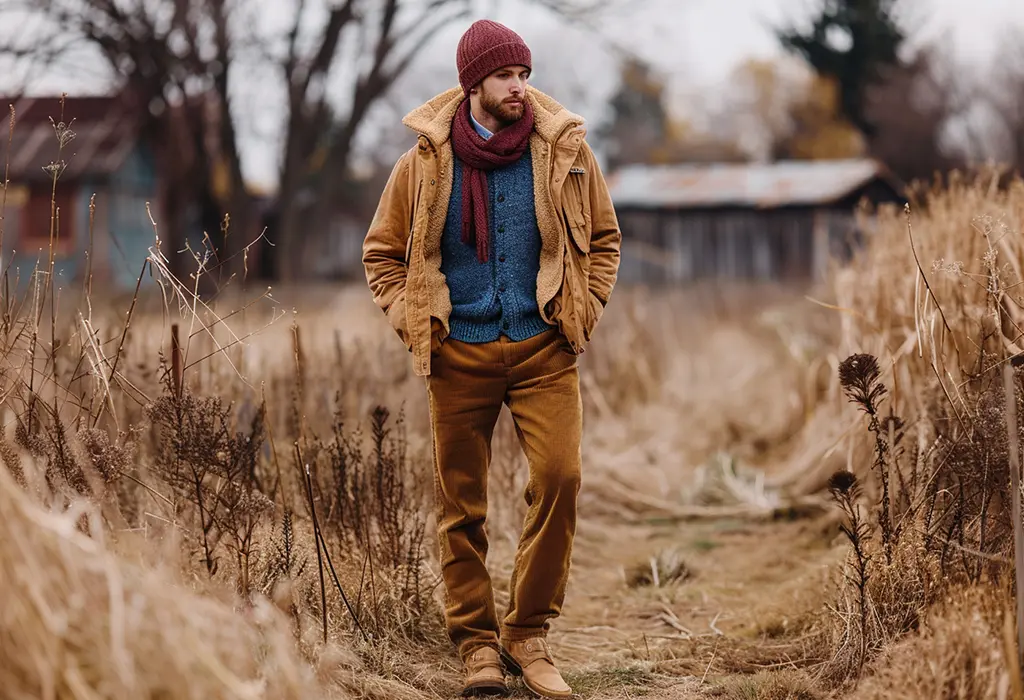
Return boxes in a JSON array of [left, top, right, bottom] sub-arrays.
[[846, 583, 1017, 700], [625, 545, 693, 589], [782, 169, 1024, 698], [6, 101, 1024, 700], [703, 670, 822, 700], [0, 456, 338, 699]]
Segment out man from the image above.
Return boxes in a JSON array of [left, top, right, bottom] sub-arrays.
[[362, 18, 621, 699]]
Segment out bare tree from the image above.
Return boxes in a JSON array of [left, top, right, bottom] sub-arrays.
[[862, 46, 970, 187], [2, 0, 629, 284], [269, 0, 473, 282]]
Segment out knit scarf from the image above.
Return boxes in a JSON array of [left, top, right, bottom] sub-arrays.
[[450, 97, 535, 262]]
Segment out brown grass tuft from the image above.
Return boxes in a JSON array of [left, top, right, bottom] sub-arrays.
[[0, 462, 334, 699], [847, 585, 1016, 700], [704, 669, 823, 700], [626, 546, 694, 588]]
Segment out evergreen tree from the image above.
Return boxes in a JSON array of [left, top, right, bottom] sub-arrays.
[[599, 57, 746, 169], [776, 0, 905, 137], [599, 58, 672, 171]]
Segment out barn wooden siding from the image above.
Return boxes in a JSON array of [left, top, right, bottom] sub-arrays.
[[605, 159, 904, 286]]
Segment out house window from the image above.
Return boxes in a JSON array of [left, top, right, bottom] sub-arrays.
[[21, 185, 75, 255]]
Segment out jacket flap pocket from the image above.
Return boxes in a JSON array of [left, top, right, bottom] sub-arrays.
[[562, 170, 590, 252], [563, 210, 590, 254]]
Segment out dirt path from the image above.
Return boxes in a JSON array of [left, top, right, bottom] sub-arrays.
[[542, 511, 842, 699]]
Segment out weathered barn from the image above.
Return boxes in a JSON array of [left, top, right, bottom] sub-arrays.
[[605, 159, 905, 285]]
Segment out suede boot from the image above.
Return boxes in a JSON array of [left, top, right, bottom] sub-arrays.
[[500, 637, 572, 698], [462, 646, 508, 697]]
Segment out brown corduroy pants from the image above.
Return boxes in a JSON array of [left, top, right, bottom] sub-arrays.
[[425, 327, 582, 660]]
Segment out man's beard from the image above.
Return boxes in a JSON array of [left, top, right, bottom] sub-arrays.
[[481, 90, 524, 128]]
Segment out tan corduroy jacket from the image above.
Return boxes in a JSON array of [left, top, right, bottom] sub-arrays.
[[362, 85, 622, 377]]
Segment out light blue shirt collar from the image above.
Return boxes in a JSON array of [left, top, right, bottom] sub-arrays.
[[470, 111, 493, 140]]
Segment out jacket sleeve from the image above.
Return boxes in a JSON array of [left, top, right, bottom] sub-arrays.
[[583, 143, 621, 306], [363, 149, 415, 318]]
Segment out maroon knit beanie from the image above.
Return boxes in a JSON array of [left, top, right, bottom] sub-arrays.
[[456, 19, 532, 95]]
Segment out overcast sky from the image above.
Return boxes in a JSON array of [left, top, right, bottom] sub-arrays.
[[3, 0, 1023, 189]]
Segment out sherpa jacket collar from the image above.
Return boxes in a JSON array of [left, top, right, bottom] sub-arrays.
[[401, 85, 586, 148]]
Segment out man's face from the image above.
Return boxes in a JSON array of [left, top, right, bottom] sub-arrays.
[[476, 65, 531, 126]]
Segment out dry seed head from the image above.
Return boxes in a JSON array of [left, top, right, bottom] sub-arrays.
[[839, 353, 887, 413], [53, 122, 76, 148], [41, 161, 66, 179], [932, 258, 964, 276], [78, 428, 137, 483], [839, 353, 880, 390], [232, 486, 275, 518], [14, 423, 48, 458], [982, 247, 997, 269], [0, 435, 24, 485], [828, 469, 858, 496]]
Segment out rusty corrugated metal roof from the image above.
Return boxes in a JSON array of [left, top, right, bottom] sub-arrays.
[[606, 159, 895, 209], [0, 95, 142, 182]]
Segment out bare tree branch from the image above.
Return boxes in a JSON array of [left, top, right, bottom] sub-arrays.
[[283, 0, 307, 80], [5, 0, 636, 282], [384, 4, 470, 86], [300, 0, 357, 95]]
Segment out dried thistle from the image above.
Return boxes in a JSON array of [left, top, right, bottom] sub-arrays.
[[828, 469, 858, 496], [839, 354, 887, 416], [838, 353, 902, 564], [827, 469, 872, 676]]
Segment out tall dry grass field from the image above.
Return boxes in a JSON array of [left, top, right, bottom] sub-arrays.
[[3, 102, 1024, 700], [785, 171, 1024, 699]]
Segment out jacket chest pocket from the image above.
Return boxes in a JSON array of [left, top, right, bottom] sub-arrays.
[[557, 165, 596, 350], [562, 167, 591, 258]]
